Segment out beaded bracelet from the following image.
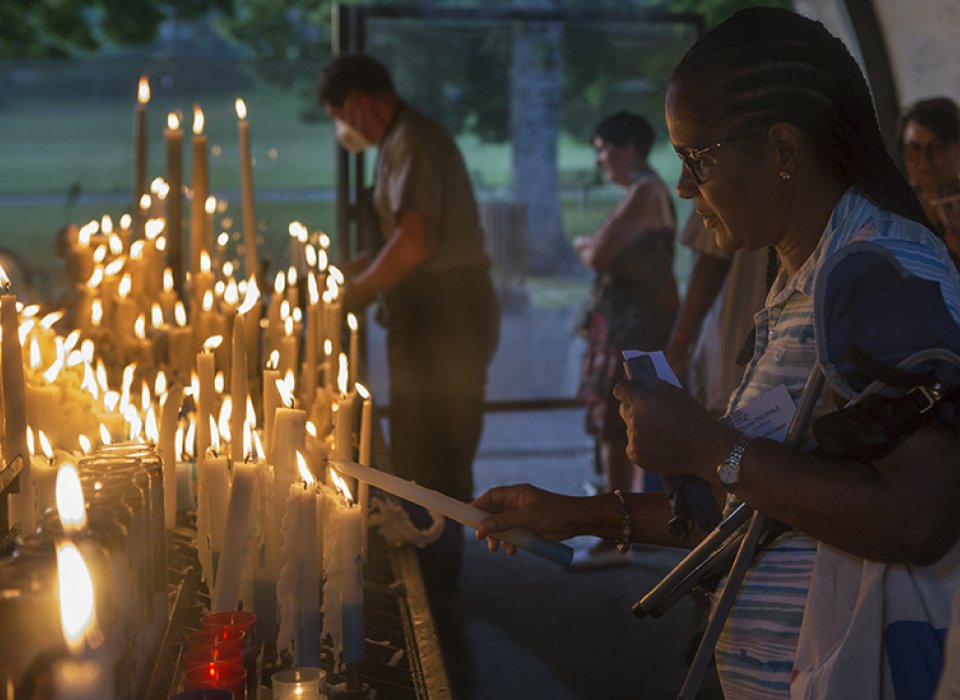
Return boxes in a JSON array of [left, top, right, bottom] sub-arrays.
[[613, 489, 632, 555]]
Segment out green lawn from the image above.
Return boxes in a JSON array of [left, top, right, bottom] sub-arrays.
[[0, 83, 695, 304]]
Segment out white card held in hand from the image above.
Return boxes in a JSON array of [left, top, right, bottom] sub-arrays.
[[722, 384, 797, 442], [622, 350, 683, 388]]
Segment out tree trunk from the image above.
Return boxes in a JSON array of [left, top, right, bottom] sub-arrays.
[[510, 0, 566, 273]]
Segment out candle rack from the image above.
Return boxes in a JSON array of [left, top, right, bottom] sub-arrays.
[[0, 455, 25, 545], [146, 516, 451, 699]]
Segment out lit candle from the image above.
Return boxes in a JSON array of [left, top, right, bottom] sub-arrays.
[[348, 312, 360, 386], [164, 111, 184, 296], [356, 383, 372, 561], [32, 429, 59, 516], [328, 458, 575, 567], [1, 266, 32, 533], [196, 336, 221, 463], [329, 468, 363, 666], [194, 250, 216, 314], [279, 316, 298, 379], [167, 301, 193, 382], [240, 275, 262, 380], [262, 360, 281, 462], [230, 313, 247, 463], [266, 271, 285, 355], [236, 98, 258, 280], [197, 416, 230, 590], [133, 75, 150, 240], [212, 422, 259, 613], [333, 354, 355, 462], [277, 452, 321, 666], [190, 105, 210, 278]]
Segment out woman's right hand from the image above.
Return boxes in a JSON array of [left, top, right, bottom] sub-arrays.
[[473, 484, 582, 555]]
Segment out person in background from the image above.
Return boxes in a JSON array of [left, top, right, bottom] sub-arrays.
[[899, 97, 960, 256], [572, 111, 678, 567], [665, 212, 768, 416], [476, 8, 960, 698], [317, 54, 500, 646]]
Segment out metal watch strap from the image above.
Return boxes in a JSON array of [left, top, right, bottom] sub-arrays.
[[717, 434, 752, 489]]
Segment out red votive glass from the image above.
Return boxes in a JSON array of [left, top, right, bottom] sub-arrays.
[[201, 611, 257, 660], [183, 661, 246, 700], [186, 627, 245, 654], [182, 644, 244, 672]]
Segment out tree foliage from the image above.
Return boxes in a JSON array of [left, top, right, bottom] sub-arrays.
[[0, 0, 232, 58]]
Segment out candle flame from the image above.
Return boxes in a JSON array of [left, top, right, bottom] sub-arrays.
[[108, 233, 122, 256], [284, 316, 293, 337], [163, 268, 174, 293], [66, 350, 83, 368], [95, 361, 108, 392], [296, 451, 315, 486], [56, 462, 87, 532], [193, 105, 205, 135], [292, 307, 302, 323], [174, 301, 187, 328], [280, 300, 290, 320], [104, 258, 124, 279], [218, 396, 232, 444], [214, 371, 225, 394], [238, 276, 260, 315], [305, 244, 317, 268], [78, 435, 91, 455], [175, 424, 185, 462], [203, 335, 223, 352], [42, 346, 65, 384], [124, 405, 142, 441], [317, 248, 329, 273], [167, 112, 180, 131], [252, 430, 265, 460], [99, 423, 112, 446], [40, 310, 64, 330], [134, 314, 146, 339], [137, 75, 150, 104], [145, 405, 159, 443], [305, 420, 318, 438], [140, 193, 152, 211], [242, 420, 252, 460], [38, 429, 54, 460], [318, 232, 331, 249], [140, 380, 151, 413], [209, 415, 221, 454], [151, 303, 164, 328], [205, 195, 216, 215], [328, 265, 345, 286], [268, 349, 280, 370], [307, 273, 319, 305], [324, 338, 332, 356], [145, 217, 166, 239], [120, 213, 132, 229], [90, 299, 103, 327], [278, 372, 295, 406], [155, 370, 167, 397], [118, 273, 132, 299], [223, 278, 239, 306], [274, 271, 285, 295], [26, 428, 35, 456], [338, 353, 348, 395], [101, 215, 114, 235], [356, 382, 370, 400], [29, 337, 41, 369], [200, 250, 211, 274], [329, 468, 354, 503], [18, 318, 35, 345], [130, 240, 145, 261], [235, 97, 247, 120], [92, 245, 107, 265], [217, 231, 229, 247], [202, 290, 214, 313], [287, 266, 298, 287], [57, 542, 97, 653], [186, 418, 197, 459], [81, 362, 99, 400], [347, 312, 358, 332]]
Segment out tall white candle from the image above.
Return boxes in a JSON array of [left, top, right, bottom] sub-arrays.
[[196, 337, 220, 463], [328, 459, 575, 568], [133, 76, 150, 240], [164, 112, 184, 296], [1, 267, 33, 534], [190, 105, 210, 277], [347, 312, 360, 387], [262, 367, 281, 461], [212, 430, 258, 613], [158, 383, 183, 529], [356, 383, 372, 562], [230, 313, 247, 463], [236, 98, 259, 280], [329, 469, 363, 665], [333, 354, 354, 462]]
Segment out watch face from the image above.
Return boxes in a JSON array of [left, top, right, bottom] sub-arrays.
[[718, 460, 738, 486]]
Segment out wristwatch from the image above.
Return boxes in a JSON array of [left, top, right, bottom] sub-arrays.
[[716, 434, 753, 490]]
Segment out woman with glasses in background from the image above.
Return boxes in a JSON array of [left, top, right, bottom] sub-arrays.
[[899, 97, 960, 256]]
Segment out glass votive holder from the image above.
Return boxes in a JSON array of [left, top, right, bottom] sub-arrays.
[[201, 611, 257, 658], [186, 627, 245, 654], [182, 645, 244, 672], [172, 688, 235, 700], [272, 667, 326, 699], [183, 661, 246, 700]]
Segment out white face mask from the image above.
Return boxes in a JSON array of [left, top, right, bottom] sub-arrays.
[[335, 119, 372, 153]]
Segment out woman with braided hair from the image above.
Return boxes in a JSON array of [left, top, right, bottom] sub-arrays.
[[475, 7, 960, 698]]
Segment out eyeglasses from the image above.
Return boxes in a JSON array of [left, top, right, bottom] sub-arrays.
[[903, 141, 950, 161], [675, 125, 769, 184]]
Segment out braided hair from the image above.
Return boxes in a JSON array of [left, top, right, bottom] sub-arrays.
[[673, 7, 936, 236]]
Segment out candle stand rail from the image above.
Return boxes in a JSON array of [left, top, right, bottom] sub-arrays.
[[148, 516, 451, 699]]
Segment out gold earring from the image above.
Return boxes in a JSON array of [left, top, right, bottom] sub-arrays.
[[779, 171, 791, 181]]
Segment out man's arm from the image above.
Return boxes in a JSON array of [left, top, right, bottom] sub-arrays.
[[665, 250, 731, 381], [347, 210, 431, 307]]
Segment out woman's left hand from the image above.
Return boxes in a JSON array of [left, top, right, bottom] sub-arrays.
[[613, 378, 736, 480]]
